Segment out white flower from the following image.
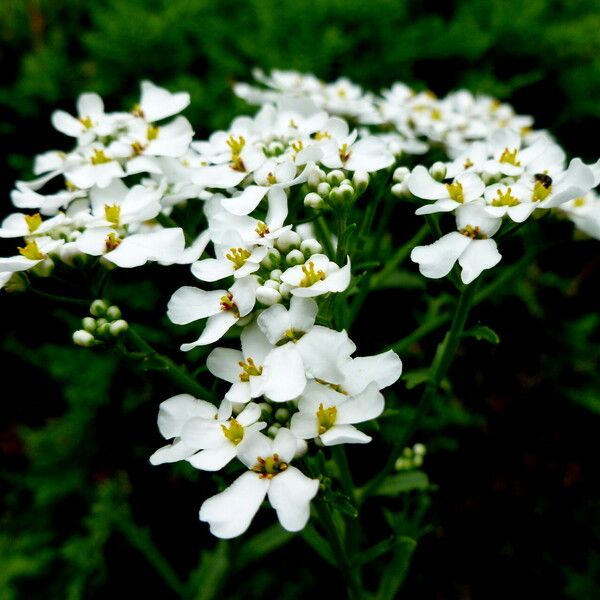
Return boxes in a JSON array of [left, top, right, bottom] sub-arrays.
[[11, 182, 86, 216], [191, 232, 267, 282], [520, 158, 596, 208], [290, 381, 383, 445], [0, 236, 63, 273], [150, 395, 265, 470], [256, 296, 356, 392], [51, 92, 113, 143], [408, 166, 485, 215], [317, 117, 394, 172], [76, 227, 201, 268], [0, 212, 67, 239], [65, 145, 125, 189], [199, 428, 319, 538], [560, 191, 600, 240], [136, 80, 191, 122], [483, 182, 536, 222], [411, 201, 502, 284], [167, 277, 258, 350], [280, 254, 351, 297], [206, 322, 273, 404]]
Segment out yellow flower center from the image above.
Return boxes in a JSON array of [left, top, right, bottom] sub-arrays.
[[430, 108, 442, 121], [532, 173, 553, 202], [105, 232, 121, 252], [316, 403, 337, 435], [227, 135, 246, 172], [573, 197, 586, 207], [226, 247, 251, 270], [79, 116, 93, 129], [238, 357, 263, 382], [90, 148, 111, 165], [220, 292, 240, 317], [131, 104, 144, 118], [314, 378, 349, 395], [104, 204, 121, 225], [459, 225, 487, 240], [147, 125, 160, 140], [339, 143, 351, 163], [255, 221, 270, 237], [24, 213, 42, 233], [445, 181, 465, 202], [291, 140, 304, 155], [299, 261, 326, 287], [492, 187, 520, 207], [314, 131, 331, 140], [499, 147, 520, 166], [267, 172, 277, 185], [18, 240, 45, 260], [221, 419, 245, 445], [131, 141, 146, 155], [463, 158, 474, 169], [252, 453, 288, 479]]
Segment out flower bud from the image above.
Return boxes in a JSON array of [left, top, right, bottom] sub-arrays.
[[109, 319, 129, 337], [317, 182, 331, 197], [258, 402, 273, 419], [332, 183, 354, 204], [393, 166, 410, 183], [353, 170, 370, 192], [429, 161, 447, 181], [260, 248, 281, 270], [90, 299, 109, 317], [96, 322, 111, 337], [268, 141, 285, 156], [391, 181, 410, 198], [327, 169, 345, 186], [106, 305, 122, 321], [263, 279, 280, 290], [275, 230, 301, 253], [256, 286, 282, 306], [32, 257, 54, 278], [286, 249, 305, 266], [413, 455, 424, 467], [300, 238, 322, 257], [413, 443, 426, 456], [304, 192, 324, 209], [274, 408, 290, 423], [58, 243, 84, 266], [308, 167, 325, 189], [3, 273, 28, 294], [73, 330, 95, 347], [270, 269, 282, 282], [267, 423, 282, 438], [82, 317, 96, 333], [278, 282, 292, 299], [236, 314, 253, 327], [294, 439, 308, 459]]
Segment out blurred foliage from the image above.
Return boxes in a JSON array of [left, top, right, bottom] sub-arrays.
[[1, 0, 600, 598]]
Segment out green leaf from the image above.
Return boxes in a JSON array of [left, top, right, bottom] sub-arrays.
[[402, 369, 431, 389], [325, 490, 359, 518], [376, 537, 417, 600], [463, 325, 500, 344], [370, 471, 430, 497], [236, 524, 295, 569]]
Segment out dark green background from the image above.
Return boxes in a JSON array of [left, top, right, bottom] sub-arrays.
[[1, 1, 600, 598]]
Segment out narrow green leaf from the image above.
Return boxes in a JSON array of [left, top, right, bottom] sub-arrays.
[[370, 471, 429, 497], [463, 325, 500, 344], [300, 525, 336, 566], [376, 537, 417, 600], [236, 523, 295, 569]]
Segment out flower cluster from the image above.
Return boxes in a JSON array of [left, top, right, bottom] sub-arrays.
[[0, 81, 207, 290], [5, 68, 600, 541]]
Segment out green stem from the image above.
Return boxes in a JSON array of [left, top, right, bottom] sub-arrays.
[[360, 281, 479, 501], [126, 327, 215, 400], [28, 286, 90, 306], [114, 515, 188, 598]]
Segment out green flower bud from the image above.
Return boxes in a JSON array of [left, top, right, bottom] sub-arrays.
[[90, 299, 109, 317], [82, 317, 96, 333], [106, 305, 122, 321], [109, 319, 129, 337], [286, 249, 305, 266], [73, 330, 95, 347]]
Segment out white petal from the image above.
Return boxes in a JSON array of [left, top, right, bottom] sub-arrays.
[[140, 81, 190, 122], [237, 431, 273, 469], [296, 326, 355, 382], [230, 276, 258, 317], [181, 311, 238, 350], [272, 428, 298, 463], [207, 348, 243, 383], [411, 232, 470, 279], [51, 111, 84, 137], [191, 258, 234, 282], [167, 287, 222, 325], [199, 471, 269, 539], [320, 424, 371, 445], [458, 238, 502, 284], [262, 344, 307, 402], [150, 439, 197, 465], [157, 394, 217, 438], [335, 383, 384, 425], [268, 466, 319, 532], [187, 444, 237, 471], [288, 296, 318, 332], [407, 165, 448, 200], [237, 402, 262, 426], [77, 92, 104, 117], [221, 186, 268, 216], [341, 350, 402, 395], [290, 413, 319, 440], [458, 172, 485, 201], [325, 257, 351, 293], [257, 304, 291, 344], [240, 321, 272, 363], [415, 199, 461, 215], [225, 381, 252, 404], [180, 419, 225, 450]]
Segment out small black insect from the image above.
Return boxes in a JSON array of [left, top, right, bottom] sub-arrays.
[[534, 173, 553, 188]]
